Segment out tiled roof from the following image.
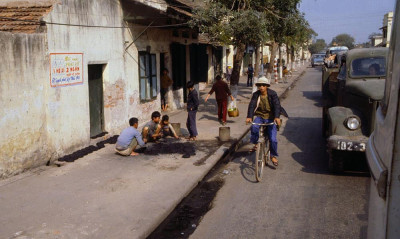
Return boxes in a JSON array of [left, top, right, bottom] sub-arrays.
[[0, 5, 52, 33]]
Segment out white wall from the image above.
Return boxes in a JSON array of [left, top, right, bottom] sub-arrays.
[[44, 0, 127, 154], [0, 33, 50, 177], [0, 0, 205, 177]]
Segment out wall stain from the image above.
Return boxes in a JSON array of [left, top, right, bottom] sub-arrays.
[[0, 130, 48, 178], [104, 79, 125, 108]]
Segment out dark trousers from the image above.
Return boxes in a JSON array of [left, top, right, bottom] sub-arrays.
[[186, 110, 198, 137], [161, 88, 167, 107], [217, 99, 228, 123], [247, 74, 253, 86]]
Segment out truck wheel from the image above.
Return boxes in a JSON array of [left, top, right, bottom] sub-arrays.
[[329, 150, 344, 173]]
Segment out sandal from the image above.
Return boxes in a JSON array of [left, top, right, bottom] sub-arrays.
[[271, 157, 278, 166], [189, 137, 196, 141], [249, 145, 257, 152]]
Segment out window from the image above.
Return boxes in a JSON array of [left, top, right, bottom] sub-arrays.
[[350, 57, 386, 78], [139, 51, 157, 101]]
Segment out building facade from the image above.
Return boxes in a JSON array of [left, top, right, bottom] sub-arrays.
[[0, 0, 223, 178]]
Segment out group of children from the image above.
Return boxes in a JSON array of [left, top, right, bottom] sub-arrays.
[[115, 81, 199, 156]]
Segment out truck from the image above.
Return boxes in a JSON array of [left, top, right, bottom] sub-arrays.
[[366, 0, 400, 238], [322, 47, 388, 173]]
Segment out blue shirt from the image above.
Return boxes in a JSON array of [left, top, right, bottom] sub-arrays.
[[116, 127, 145, 148]]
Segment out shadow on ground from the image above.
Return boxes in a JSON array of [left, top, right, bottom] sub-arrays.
[[281, 116, 369, 176]]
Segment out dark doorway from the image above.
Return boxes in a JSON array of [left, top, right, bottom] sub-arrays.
[[213, 46, 223, 77], [190, 44, 208, 83], [171, 43, 187, 102], [160, 53, 166, 75], [88, 64, 105, 138]]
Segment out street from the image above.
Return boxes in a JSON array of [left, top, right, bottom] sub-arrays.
[[189, 66, 370, 239]]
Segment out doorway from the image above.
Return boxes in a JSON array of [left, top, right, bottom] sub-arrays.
[[213, 46, 223, 77], [171, 43, 187, 102], [190, 44, 208, 83], [88, 64, 105, 138]]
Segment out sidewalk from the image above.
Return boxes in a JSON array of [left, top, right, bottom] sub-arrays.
[[0, 64, 308, 239]]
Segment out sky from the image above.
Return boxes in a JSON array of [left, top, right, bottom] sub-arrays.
[[299, 0, 396, 44]]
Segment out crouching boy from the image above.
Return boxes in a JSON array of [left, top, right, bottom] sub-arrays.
[[115, 117, 146, 156], [160, 115, 179, 138], [142, 111, 162, 142]]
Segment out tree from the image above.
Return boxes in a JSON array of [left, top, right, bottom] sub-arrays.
[[189, 1, 269, 85], [283, 12, 316, 68], [309, 39, 327, 54], [189, 0, 301, 82], [262, 0, 302, 74], [330, 33, 355, 49]]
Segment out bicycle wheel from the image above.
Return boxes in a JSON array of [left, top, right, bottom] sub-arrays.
[[255, 142, 265, 182]]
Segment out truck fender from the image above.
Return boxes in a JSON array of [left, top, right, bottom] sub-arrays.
[[327, 106, 363, 136]]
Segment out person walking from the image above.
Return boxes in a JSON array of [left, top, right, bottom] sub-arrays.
[[186, 81, 199, 141], [204, 75, 234, 125], [160, 68, 173, 111], [247, 64, 254, 87]]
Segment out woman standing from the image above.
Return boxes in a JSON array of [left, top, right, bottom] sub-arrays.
[[160, 68, 173, 111]]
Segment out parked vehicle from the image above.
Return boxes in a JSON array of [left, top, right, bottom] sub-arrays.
[[366, 1, 400, 238], [311, 54, 324, 67], [322, 47, 388, 173], [321, 49, 349, 97], [324, 46, 349, 68]]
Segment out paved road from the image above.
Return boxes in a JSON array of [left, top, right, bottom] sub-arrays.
[[190, 66, 370, 239]]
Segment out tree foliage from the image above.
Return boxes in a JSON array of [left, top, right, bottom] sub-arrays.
[[283, 12, 316, 50], [188, 0, 315, 78], [188, 1, 269, 47], [309, 39, 327, 54], [330, 33, 355, 49]]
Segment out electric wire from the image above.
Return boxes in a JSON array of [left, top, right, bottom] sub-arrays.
[[0, 16, 189, 28]]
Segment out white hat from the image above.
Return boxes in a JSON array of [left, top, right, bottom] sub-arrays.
[[256, 76, 270, 86]]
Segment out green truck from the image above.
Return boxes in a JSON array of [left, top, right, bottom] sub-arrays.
[[322, 47, 388, 173]]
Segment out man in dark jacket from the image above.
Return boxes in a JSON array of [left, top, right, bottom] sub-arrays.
[[205, 75, 235, 125], [186, 81, 199, 141], [246, 76, 282, 166]]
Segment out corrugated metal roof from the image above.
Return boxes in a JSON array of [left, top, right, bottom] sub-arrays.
[[0, 5, 52, 33]]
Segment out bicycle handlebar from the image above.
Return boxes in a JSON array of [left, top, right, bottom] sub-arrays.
[[250, 122, 276, 126]]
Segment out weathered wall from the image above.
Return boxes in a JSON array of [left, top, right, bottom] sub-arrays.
[[44, 0, 130, 154], [131, 27, 200, 111], [0, 32, 50, 178], [0, 0, 206, 177]]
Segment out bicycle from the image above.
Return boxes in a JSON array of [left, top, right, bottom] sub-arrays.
[[251, 122, 276, 182]]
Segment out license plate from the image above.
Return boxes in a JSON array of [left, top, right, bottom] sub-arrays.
[[336, 141, 366, 151]]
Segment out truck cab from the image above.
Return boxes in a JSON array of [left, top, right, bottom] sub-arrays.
[[322, 47, 388, 173], [366, 1, 400, 238]]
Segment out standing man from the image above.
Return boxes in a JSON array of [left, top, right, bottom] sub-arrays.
[[225, 65, 232, 83], [204, 75, 235, 125], [186, 81, 199, 141], [246, 76, 282, 166], [160, 68, 173, 111], [115, 117, 146, 156], [247, 64, 254, 87], [230, 61, 240, 99]]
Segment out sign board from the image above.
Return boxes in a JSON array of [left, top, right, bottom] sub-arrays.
[[50, 53, 83, 87]]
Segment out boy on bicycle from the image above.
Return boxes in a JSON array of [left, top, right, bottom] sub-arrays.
[[246, 76, 282, 166]]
